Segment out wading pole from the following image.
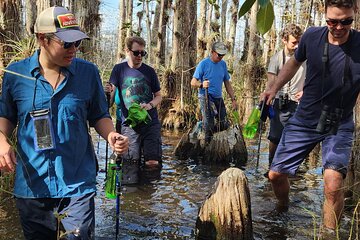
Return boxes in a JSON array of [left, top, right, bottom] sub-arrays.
[[204, 81, 211, 143], [256, 100, 266, 170], [105, 91, 111, 179], [115, 154, 123, 240]]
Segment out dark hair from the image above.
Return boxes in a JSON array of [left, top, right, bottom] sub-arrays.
[[325, 0, 356, 10], [280, 24, 303, 41], [126, 36, 146, 50]]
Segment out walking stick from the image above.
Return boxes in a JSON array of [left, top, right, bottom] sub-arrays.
[[115, 154, 123, 240], [105, 91, 111, 179], [204, 83, 211, 143], [256, 100, 266, 170]]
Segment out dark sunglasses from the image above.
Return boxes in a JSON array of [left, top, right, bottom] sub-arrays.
[[326, 18, 354, 27], [130, 49, 147, 57], [217, 53, 225, 57], [50, 37, 82, 49]]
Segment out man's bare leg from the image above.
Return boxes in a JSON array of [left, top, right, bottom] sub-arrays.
[[269, 170, 290, 208], [323, 169, 344, 230]]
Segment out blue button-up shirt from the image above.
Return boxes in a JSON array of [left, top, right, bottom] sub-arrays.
[[0, 50, 110, 198]]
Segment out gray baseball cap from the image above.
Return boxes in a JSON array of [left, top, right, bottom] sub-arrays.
[[212, 42, 228, 55]]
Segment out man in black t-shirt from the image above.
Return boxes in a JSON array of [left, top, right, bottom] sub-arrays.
[[107, 36, 162, 184], [262, 0, 360, 234]]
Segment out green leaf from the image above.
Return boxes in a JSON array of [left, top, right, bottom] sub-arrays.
[[214, 3, 220, 11], [208, 0, 216, 5], [256, 2, 275, 35], [238, 0, 256, 18], [258, 0, 269, 7]]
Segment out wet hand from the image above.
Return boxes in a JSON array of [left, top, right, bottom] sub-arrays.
[[203, 80, 210, 88], [0, 145, 16, 172], [260, 89, 276, 105], [232, 99, 238, 110], [294, 91, 303, 102], [104, 82, 114, 95], [140, 102, 153, 111], [108, 132, 129, 154]]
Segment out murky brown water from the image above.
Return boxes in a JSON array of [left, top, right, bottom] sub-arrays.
[[0, 129, 357, 239]]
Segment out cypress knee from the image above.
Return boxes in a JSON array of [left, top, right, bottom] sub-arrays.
[[196, 167, 253, 240]]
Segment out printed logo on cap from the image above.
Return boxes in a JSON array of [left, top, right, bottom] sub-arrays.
[[57, 14, 79, 28]]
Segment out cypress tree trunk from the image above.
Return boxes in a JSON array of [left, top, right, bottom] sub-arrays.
[[0, 0, 21, 71], [72, 0, 101, 62], [196, 167, 253, 240], [25, 0, 36, 35]]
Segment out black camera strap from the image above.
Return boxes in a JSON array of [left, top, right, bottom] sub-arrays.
[[321, 30, 351, 109]]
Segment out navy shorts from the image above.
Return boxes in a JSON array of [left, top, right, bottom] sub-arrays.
[[270, 116, 354, 177], [268, 99, 298, 144], [16, 192, 95, 240]]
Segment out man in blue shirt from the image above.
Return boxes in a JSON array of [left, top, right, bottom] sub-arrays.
[[0, 6, 128, 240], [262, 0, 360, 235], [191, 42, 238, 142]]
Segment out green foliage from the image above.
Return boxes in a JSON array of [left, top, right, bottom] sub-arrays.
[[238, 0, 275, 35], [258, 0, 269, 7], [121, 22, 132, 30], [238, 0, 256, 18], [4, 36, 37, 65], [257, 2, 275, 35], [208, 0, 216, 5]]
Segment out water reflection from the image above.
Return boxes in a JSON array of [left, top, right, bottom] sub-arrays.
[[0, 129, 356, 239]]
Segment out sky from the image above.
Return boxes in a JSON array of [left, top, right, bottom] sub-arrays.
[[99, 0, 119, 34]]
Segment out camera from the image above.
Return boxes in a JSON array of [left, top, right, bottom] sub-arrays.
[[316, 105, 343, 135], [278, 93, 289, 110]]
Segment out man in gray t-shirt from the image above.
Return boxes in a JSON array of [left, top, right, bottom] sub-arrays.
[[265, 24, 306, 176]]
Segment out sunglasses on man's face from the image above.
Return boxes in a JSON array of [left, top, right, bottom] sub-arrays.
[[130, 49, 147, 57], [326, 18, 354, 27], [51, 37, 82, 49], [216, 52, 225, 58]]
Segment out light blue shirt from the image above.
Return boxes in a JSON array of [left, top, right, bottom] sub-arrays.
[[193, 57, 230, 98], [0, 50, 110, 198]]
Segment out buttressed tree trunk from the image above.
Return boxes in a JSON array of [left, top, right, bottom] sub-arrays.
[[196, 167, 253, 240], [0, 0, 21, 72], [126, 0, 133, 37], [36, 0, 61, 14], [228, 0, 239, 55], [170, 0, 185, 72], [155, 0, 170, 68], [220, 0, 228, 42], [243, 1, 260, 124], [25, 0, 37, 35], [72, 0, 101, 62], [196, 0, 207, 63], [151, 1, 160, 47], [145, 0, 152, 63], [116, 0, 127, 62]]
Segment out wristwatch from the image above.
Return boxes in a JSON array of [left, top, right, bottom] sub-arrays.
[[149, 102, 155, 109]]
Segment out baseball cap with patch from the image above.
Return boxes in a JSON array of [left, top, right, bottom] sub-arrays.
[[34, 6, 89, 42], [212, 42, 228, 55]]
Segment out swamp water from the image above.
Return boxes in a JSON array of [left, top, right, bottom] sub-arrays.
[[0, 129, 357, 239]]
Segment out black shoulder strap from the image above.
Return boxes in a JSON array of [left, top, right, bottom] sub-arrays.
[[116, 66, 129, 120], [321, 30, 352, 108]]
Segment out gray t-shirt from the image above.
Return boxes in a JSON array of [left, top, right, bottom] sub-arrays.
[[268, 49, 306, 101]]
